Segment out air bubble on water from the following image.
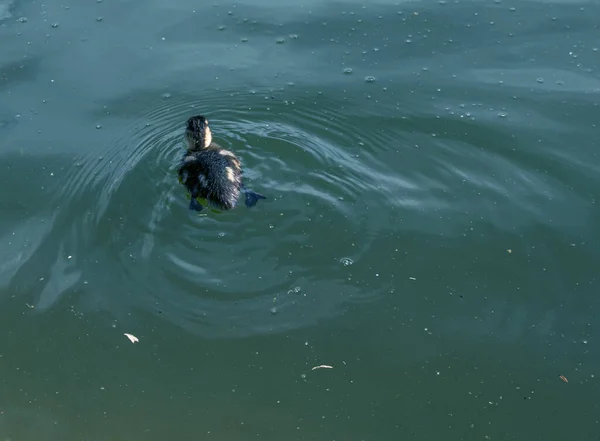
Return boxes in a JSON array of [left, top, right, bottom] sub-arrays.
[[217, 232, 225, 238], [96, 125, 102, 129], [343, 67, 353, 75], [289, 34, 299, 39], [270, 307, 277, 315], [498, 112, 507, 118], [276, 37, 285, 43], [364, 76, 376, 83], [162, 93, 172, 99], [96, 17, 103, 22], [241, 37, 248, 42], [340, 257, 354, 266], [218, 25, 226, 30], [18, 17, 27, 23], [405, 39, 412, 43], [51, 23, 59, 28], [536, 78, 544, 83], [294, 286, 301, 293]]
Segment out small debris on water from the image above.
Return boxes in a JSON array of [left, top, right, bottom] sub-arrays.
[[276, 37, 285, 43], [409, 277, 416, 281], [340, 257, 354, 266], [51, 23, 59, 28], [124, 333, 139, 343], [506, 249, 512, 254], [559, 375, 568, 383], [287, 286, 302, 295], [312, 365, 333, 370]]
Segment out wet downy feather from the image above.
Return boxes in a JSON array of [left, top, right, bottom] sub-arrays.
[[179, 147, 243, 210], [177, 115, 265, 212]]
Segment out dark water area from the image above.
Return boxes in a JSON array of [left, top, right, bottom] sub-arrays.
[[1, 0, 599, 439]]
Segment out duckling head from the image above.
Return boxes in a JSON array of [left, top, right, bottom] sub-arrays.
[[185, 115, 212, 150]]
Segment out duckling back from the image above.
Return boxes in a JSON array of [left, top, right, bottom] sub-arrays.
[[178, 147, 243, 211]]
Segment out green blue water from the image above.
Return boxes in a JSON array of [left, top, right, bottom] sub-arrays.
[[1, 0, 599, 439]]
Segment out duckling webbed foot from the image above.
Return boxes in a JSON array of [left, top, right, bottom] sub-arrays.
[[189, 198, 204, 212], [243, 188, 266, 208]]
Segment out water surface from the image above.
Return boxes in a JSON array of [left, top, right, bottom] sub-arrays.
[[1, 0, 599, 439]]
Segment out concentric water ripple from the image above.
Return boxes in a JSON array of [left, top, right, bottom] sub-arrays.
[[5, 76, 592, 340], [20, 87, 394, 338]]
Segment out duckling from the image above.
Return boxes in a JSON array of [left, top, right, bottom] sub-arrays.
[[177, 115, 266, 212]]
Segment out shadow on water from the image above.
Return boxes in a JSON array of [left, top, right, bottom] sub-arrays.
[[0, 57, 41, 90], [0, 0, 14, 21]]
